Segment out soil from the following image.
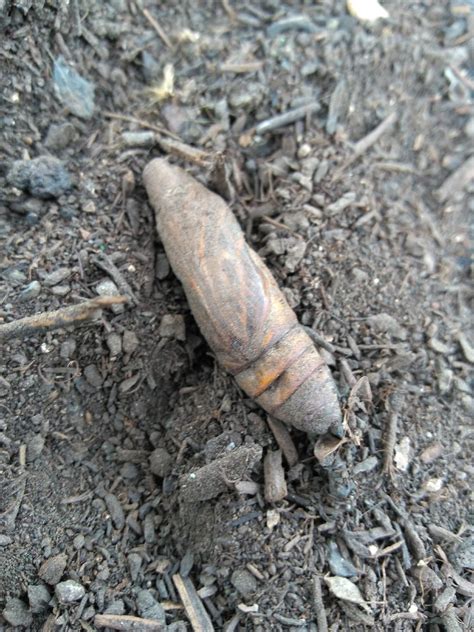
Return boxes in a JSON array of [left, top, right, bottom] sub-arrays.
[[0, 1, 473, 631]]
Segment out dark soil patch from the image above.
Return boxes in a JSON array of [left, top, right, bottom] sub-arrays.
[[1, 1, 472, 630]]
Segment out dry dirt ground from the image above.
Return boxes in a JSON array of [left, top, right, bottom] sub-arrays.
[[0, 1, 473, 630]]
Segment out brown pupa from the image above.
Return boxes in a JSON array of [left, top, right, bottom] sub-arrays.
[[144, 158, 342, 436]]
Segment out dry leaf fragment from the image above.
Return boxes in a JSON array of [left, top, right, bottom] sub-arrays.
[[314, 434, 346, 465], [347, 0, 390, 22], [147, 64, 174, 102], [325, 576, 372, 613]]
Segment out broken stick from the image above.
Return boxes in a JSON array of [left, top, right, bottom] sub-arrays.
[[266, 416, 298, 467], [94, 614, 165, 631], [0, 296, 127, 341], [173, 573, 215, 632], [332, 111, 397, 183], [264, 449, 287, 503]]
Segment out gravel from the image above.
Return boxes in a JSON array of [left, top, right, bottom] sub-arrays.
[[2, 597, 33, 628], [38, 553, 67, 585], [7, 156, 72, 199], [55, 580, 86, 604], [230, 568, 258, 598]]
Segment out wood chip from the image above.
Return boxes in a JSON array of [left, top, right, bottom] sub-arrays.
[[263, 449, 287, 503], [179, 444, 262, 503], [312, 576, 328, 632], [173, 573, 215, 631], [94, 614, 166, 631]]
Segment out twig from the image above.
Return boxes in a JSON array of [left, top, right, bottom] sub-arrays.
[[353, 112, 398, 155], [157, 136, 213, 167], [437, 155, 474, 202], [261, 215, 304, 238], [266, 416, 298, 467], [255, 102, 321, 135], [103, 112, 180, 139], [304, 326, 336, 354], [93, 253, 138, 304], [312, 576, 328, 632], [382, 392, 402, 475], [221, 0, 237, 22], [173, 574, 215, 632], [332, 111, 397, 182], [72, 0, 82, 37], [142, 8, 173, 49], [220, 61, 264, 73], [94, 614, 165, 631], [0, 296, 127, 342], [383, 493, 427, 561]]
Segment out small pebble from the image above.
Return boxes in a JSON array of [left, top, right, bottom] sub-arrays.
[[60, 339, 76, 359], [122, 131, 156, 147], [411, 566, 443, 592], [434, 586, 456, 614], [59, 206, 76, 220], [26, 211, 40, 225], [326, 192, 357, 216], [45, 122, 77, 151], [2, 597, 33, 628], [28, 584, 51, 613], [38, 553, 67, 585], [156, 253, 170, 280], [50, 283, 70, 296], [0, 376, 11, 397], [122, 330, 139, 354], [53, 56, 95, 120], [120, 462, 139, 480], [128, 552, 142, 582], [73, 534, 85, 550], [136, 589, 166, 624], [19, 280, 42, 301], [367, 313, 407, 340], [26, 434, 45, 462], [83, 364, 103, 388], [141, 50, 160, 83], [107, 333, 122, 356], [96, 279, 120, 297], [7, 156, 72, 199], [43, 267, 71, 287], [429, 337, 452, 354], [159, 314, 186, 341], [180, 550, 194, 578], [104, 599, 126, 615], [149, 447, 173, 478], [231, 569, 257, 598], [3, 267, 27, 285], [0, 535, 13, 546], [453, 535, 474, 570], [353, 456, 378, 475], [55, 579, 85, 604], [104, 493, 125, 530], [96, 278, 124, 314], [328, 541, 358, 577], [314, 160, 330, 182], [465, 117, 474, 138], [142, 512, 156, 544]]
